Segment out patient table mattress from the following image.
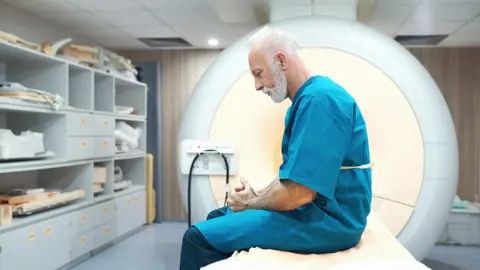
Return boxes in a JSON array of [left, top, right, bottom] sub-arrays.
[[202, 212, 431, 270]]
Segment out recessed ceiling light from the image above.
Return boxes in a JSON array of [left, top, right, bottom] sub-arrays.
[[208, 38, 219, 47]]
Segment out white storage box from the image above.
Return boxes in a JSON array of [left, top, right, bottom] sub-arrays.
[[437, 203, 480, 245]]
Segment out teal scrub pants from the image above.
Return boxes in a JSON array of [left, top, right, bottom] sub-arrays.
[[179, 207, 232, 270]]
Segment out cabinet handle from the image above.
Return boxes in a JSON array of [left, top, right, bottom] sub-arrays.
[[104, 121, 108, 126], [44, 227, 52, 236], [103, 141, 109, 147], [28, 232, 36, 241], [104, 207, 109, 213], [104, 227, 110, 234], [81, 119, 86, 125], [81, 215, 87, 222], [81, 237, 87, 245], [127, 199, 131, 204], [81, 142, 87, 147]]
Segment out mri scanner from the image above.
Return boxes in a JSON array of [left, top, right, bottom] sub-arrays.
[[177, 16, 459, 269]]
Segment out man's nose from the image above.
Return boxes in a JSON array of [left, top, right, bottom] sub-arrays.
[[255, 82, 263, 91]]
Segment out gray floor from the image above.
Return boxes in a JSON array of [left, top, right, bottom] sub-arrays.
[[71, 222, 479, 270]]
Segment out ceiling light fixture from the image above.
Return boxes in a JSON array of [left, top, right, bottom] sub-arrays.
[[208, 38, 219, 47]]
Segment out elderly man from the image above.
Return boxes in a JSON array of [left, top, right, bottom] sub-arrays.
[[179, 26, 372, 270]]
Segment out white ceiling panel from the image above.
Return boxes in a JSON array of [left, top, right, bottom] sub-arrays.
[[173, 23, 255, 47], [209, 0, 258, 24], [398, 21, 465, 35], [369, 2, 418, 21], [92, 10, 162, 26], [455, 20, 480, 36], [365, 20, 403, 37], [35, 11, 111, 31], [2, 0, 82, 12], [96, 37, 150, 49], [151, 5, 222, 26], [408, 2, 480, 22], [312, 4, 357, 20], [69, 0, 143, 11], [79, 26, 132, 40], [137, 0, 209, 9], [121, 25, 179, 38]]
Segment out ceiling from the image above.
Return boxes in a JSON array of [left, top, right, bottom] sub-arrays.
[[2, 0, 480, 50]]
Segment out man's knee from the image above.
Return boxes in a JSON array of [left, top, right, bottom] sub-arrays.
[[182, 226, 200, 245], [206, 206, 229, 220]]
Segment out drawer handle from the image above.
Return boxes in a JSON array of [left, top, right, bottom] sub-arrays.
[[81, 119, 87, 125], [81, 142, 87, 147], [104, 227, 110, 234], [81, 215, 87, 222], [104, 121, 108, 126], [81, 236, 87, 245], [44, 227, 52, 236], [103, 141, 109, 147], [104, 207, 109, 213], [127, 199, 131, 204], [28, 232, 36, 241]]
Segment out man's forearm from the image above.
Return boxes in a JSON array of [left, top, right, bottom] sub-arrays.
[[247, 177, 315, 211]]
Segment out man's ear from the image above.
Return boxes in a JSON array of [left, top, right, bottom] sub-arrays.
[[275, 52, 288, 70]]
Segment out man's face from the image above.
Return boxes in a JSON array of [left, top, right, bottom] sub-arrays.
[[248, 50, 288, 103]]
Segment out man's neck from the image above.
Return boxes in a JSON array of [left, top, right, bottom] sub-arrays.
[[287, 67, 314, 101]]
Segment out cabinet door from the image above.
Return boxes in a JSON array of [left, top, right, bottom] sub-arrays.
[[40, 215, 71, 270], [132, 191, 147, 228], [115, 194, 133, 237], [0, 224, 41, 270]]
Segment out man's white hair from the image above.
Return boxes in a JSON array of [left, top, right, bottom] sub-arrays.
[[249, 26, 299, 58]]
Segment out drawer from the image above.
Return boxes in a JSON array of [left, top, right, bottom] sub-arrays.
[[67, 136, 94, 160], [70, 230, 94, 260], [93, 200, 116, 226], [94, 136, 115, 158], [93, 221, 116, 250], [67, 112, 93, 136], [93, 114, 115, 136], [70, 207, 96, 235]]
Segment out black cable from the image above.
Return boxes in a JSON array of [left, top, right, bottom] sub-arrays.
[[187, 150, 230, 227]]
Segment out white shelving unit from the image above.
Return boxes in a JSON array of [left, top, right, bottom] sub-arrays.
[[0, 40, 148, 270]]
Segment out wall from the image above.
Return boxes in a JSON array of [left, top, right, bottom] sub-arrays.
[[120, 48, 480, 221], [0, 2, 95, 45]]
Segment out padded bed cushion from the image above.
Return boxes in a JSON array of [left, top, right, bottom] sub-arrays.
[[201, 211, 431, 270]]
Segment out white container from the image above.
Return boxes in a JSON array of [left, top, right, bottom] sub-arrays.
[[437, 204, 480, 245]]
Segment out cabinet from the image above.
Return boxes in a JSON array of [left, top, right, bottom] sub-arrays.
[[0, 39, 149, 270]]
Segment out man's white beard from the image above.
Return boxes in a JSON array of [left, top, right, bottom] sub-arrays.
[[263, 64, 288, 103]]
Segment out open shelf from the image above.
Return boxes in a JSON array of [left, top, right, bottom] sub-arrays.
[[113, 156, 146, 193], [0, 110, 66, 161], [93, 161, 114, 198], [115, 78, 147, 117], [94, 72, 114, 113], [0, 56, 68, 101], [0, 163, 91, 229], [68, 65, 94, 111]]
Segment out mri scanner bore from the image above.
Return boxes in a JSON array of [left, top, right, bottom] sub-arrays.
[[178, 16, 458, 268]]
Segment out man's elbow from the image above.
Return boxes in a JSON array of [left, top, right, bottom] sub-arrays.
[[282, 180, 317, 210], [294, 187, 317, 207]]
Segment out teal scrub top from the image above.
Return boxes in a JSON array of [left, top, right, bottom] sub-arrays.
[[194, 75, 372, 254]]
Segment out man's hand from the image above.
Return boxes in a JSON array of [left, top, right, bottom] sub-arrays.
[[227, 177, 257, 212]]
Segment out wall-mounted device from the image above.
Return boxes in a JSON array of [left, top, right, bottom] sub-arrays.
[[180, 139, 237, 176]]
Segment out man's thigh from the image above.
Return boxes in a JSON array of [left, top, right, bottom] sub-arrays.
[[196, 209, 294, 253]]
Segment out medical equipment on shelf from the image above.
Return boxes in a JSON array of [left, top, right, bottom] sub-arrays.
[[0, 82, 65, 110], [114, 121, 142, 151], [0, 129, 54, 161], [180, 139, 237, 227]]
